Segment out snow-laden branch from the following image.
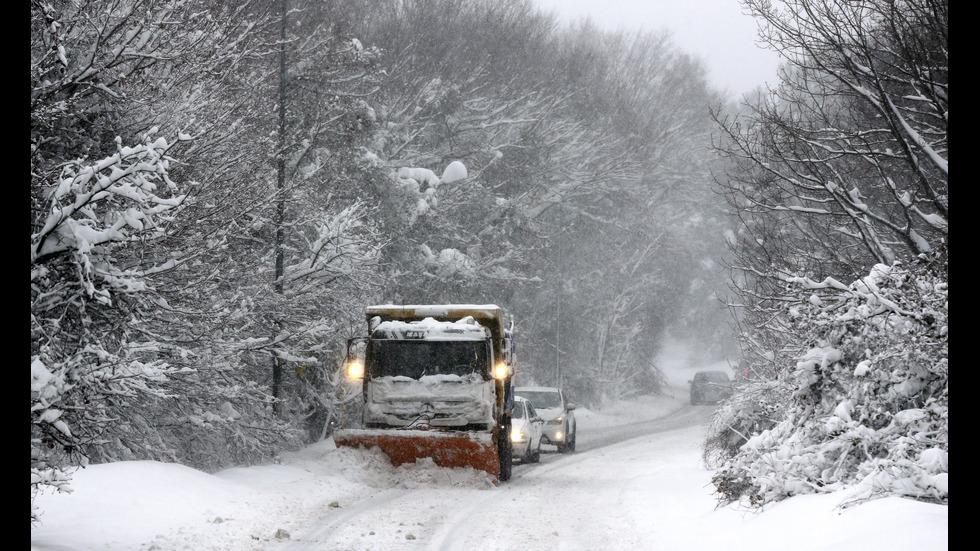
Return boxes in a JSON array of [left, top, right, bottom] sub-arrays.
[[32, 132, 186, 265]]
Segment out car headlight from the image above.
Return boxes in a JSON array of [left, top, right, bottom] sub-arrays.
[[510, 429, 526, 442], [547, 416, 563, 425]]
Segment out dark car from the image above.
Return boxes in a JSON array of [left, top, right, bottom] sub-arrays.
[[688, 370, 733, 405]]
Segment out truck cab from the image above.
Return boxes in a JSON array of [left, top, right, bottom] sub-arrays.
[[336, 304, 516, 482], [358, 315, 500, 430]]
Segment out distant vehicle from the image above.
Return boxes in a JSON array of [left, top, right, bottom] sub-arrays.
[[510, 396, 543, 463], [514, 386, 576, 453], [688, 370, 733, 405]]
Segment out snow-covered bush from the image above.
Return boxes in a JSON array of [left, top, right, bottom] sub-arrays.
[[710, 251, 947, 507], [701, 378, 788, 472]]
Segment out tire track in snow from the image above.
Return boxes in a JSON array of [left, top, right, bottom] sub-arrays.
[[280, 488, 409, 550], [428, 405, 712, 550], [281, 405, 711, 550]]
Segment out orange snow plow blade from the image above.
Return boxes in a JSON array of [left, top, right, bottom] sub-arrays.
[[333, 428, 500, 480]]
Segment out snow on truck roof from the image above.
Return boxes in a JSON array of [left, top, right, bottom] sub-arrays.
[[371, 316, 491, 341], [367, 304, 502, 317]]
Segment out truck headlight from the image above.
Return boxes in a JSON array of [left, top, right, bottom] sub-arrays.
[[346, 360, 364, 379], [494, 362, 509, 380]]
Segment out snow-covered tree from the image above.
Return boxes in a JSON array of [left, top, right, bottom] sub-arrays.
[[513, 22, 729, 405], [706, 0, 948, 508], [31, 0, 232, 519], [714, 0, 947, 281], [30, 0, 387, 516]]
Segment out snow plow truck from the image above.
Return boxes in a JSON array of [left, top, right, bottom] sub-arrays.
[[333, 304, 517, 482]]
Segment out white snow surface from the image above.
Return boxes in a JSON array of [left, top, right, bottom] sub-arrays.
[[30, 361, 946, 551]]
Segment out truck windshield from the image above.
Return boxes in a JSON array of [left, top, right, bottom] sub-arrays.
[[366, 340, 490, 379]]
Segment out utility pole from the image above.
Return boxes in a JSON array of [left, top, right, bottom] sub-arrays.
[[272, 0, 288, 416], [555, 202, 562, 388]]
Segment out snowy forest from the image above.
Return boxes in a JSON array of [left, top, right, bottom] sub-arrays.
[[31, 0, 946, 521]]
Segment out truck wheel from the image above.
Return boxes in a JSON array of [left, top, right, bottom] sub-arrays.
[[498, 434, 512, 482]]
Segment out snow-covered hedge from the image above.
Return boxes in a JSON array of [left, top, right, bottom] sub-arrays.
[[710, 252, 947, 507]]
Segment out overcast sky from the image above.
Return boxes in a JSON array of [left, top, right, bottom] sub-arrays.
[[534, 0, 782, 99]]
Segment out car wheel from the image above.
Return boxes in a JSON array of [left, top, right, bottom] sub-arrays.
[[531, 440, 541, 463], [690, 392, 699, 405], [558, 424, 573, 454], [567, 428, 576, 452]]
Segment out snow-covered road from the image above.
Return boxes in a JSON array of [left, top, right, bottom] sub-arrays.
[[280, 404, 714, 551]]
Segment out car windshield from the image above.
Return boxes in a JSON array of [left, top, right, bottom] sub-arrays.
[[517, 390, 561, 409], [512, 402, 526, 419], [366, 340, 489, 379], [698, 372, 730, 384]]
